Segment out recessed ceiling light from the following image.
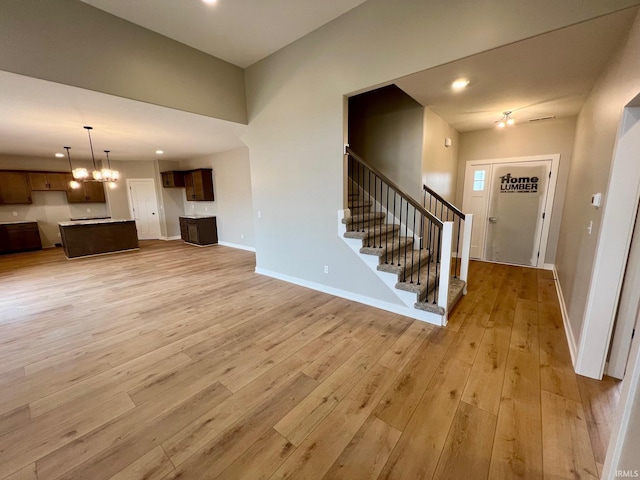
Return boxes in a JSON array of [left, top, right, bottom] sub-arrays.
[[155, 150, 164, 155], [55, 153, 64, 158], [451, 79, 470, 90], [202, 0, 217, 4]]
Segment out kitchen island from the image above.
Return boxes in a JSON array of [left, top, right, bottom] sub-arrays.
[[58, 219, 138, 259]]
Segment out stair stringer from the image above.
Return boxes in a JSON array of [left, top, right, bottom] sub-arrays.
[[338, 209, 445, 326]]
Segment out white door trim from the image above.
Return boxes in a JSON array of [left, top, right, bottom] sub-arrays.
[[126, 178, 162, 240], [463, 154, 560, 268], [577, 106, 640, 379]]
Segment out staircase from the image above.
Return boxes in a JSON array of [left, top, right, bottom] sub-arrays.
[[339, 148, 473, 326]]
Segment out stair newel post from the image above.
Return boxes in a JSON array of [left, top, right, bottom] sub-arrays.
[[437, 221, 454, 322], [459, 214, 473, 292], [434, 227, 442, 304]]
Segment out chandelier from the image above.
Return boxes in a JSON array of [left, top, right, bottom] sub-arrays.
[[496, 111, 515, 128], [67, 126, 119, 185]]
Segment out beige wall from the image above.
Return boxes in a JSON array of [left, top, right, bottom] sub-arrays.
[[243, 0, 638, 301], [0, 0, 246, 124], [422, 107, 459, 203], [457, 117, 577, 264], [348, 85, 423, 199], [180, 147, 255, 249], [0, 155, 108, 247], [556, 10, 640, 344], [105, 160, 159, 222]]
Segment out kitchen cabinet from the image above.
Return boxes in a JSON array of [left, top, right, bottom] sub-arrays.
[[184, 169, 214, 201], [29, 172, 72, 191], [179, 216, 218, 246], [0, 172, 32, 204], [58, 219, 138, 259], [66, 181, 106, 203], [0, 222, 42, 254], [161, 171, 186, 188]]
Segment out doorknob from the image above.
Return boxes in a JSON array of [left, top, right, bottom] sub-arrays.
[[489, 217, 498, 223]]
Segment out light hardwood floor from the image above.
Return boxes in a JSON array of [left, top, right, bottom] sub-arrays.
[[0, 241, 621, 479]]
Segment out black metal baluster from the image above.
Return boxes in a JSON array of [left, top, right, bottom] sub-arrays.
[[394, 197, 401, 266], [417, 213, 423, 286], [385, 183, 390, 264], [391, 194, 397, 265], [379, 175, 383, 250], [403, 201, 409, 275], [410, 208, 416, 284]]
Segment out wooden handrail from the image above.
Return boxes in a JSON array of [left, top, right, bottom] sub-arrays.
[[423, 184, 465, 220], [346, 148, 443, 228]]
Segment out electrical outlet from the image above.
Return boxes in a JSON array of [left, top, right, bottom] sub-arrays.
[[324, 265, 329, 274], [86, 208, 91, 213], [12, 211, 17, 217]]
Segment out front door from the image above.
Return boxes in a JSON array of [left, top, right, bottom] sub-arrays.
[[463, 155, 558, 267], [127, 179, 161, 240], [485, 161, 551, 266]]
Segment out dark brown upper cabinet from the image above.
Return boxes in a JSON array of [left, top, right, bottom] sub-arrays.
[[66, 181, 106, 203], [0, 172, 32, 204], [161, 171, 186, 188], [29, 172, 72, 191], [184, 169, 214, 201]]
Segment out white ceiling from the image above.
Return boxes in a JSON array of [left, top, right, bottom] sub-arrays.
[[396, 9, 636, 132], [0, 5, 636, 164], [80, 0, 369, 68], [0, 71, 246, 162]]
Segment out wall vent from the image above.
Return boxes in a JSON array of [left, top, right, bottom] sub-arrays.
[[528, 115, 556, 122]]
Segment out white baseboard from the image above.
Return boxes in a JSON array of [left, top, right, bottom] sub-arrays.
[[552, 265, 578, 367], [255, 267, 442, 325], [160, 236, 181, 241], [543, 263, 554, 271], [218, 241, 256, 252]]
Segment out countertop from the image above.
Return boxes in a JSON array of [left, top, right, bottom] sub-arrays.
[[180, 215, 216, 219], [58, 219, 135, 227], [0, 220, 37, 226]]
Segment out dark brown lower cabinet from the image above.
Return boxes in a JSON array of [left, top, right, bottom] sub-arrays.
[[59, 220, 138, 258], [179, 216, 218, 246], [0, 222, 42, 254]]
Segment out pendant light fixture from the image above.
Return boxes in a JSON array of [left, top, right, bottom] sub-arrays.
[[496, 111, 515, 128], [64, 146, 81, 189], [68, 126, 119, 184]]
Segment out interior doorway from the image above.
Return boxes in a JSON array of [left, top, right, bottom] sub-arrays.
[[462, 155, 559, 268], [126, 179, 161, 240]]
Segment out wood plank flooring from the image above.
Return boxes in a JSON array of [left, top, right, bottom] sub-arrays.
[[0, 241, 620, 479]]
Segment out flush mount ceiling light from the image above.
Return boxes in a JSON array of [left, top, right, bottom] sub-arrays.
[[451, 78, 470, 90], [155, 150, 164, 155], [55, 152, 64, 158], [202, 0, 218, 4], [496, 111, 515, 128]]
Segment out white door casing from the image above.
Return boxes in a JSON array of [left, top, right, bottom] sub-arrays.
[[127, 179, 161, 240], [462, 155, 559, 268]]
